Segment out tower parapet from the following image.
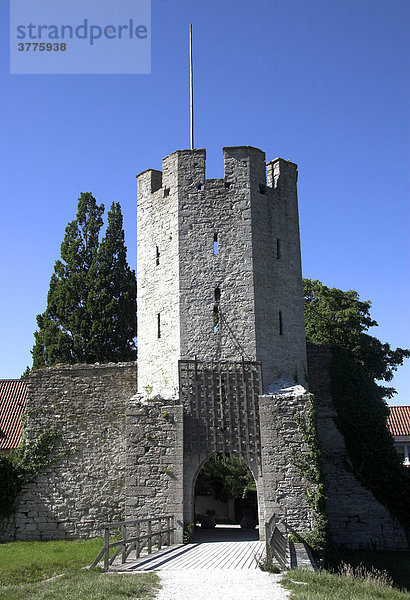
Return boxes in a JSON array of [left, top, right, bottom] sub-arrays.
[[136, 146, 307, 397]]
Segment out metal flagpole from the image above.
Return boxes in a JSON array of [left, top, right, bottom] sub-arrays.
[[189, 24, 194, 150]]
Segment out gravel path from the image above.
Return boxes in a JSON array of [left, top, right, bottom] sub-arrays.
[[155, 569, 290, 600]]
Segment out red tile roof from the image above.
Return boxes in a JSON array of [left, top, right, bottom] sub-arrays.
[[0, 380, 28, 450], [387, 406, 410, 437]]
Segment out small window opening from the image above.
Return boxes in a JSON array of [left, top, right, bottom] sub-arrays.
[[213, 305, 220, 333], [276, 238, 281, 259], [197, 182, 204, 191], [214, 287, 221, 303], [157, 313, 161, 339], [259, 184, 266, 194], [156, 246, 160, 266], [279, 310, 283, 336], [213, 233, 219, 255], [163, 187, 170, 197], [224, 181, 231, 189]]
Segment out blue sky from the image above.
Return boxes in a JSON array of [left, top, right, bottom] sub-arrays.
[[0, 0, 409, 405]]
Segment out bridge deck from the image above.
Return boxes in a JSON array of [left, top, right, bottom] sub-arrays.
[[109, 525, 265, 572]]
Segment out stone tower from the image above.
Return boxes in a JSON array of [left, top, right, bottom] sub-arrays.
[[129, 146, 313, 540], [136, 146, 307, 397]]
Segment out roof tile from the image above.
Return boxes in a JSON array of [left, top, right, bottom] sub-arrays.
[[387, 406, 410, 437], [0, 380, 28, 450]]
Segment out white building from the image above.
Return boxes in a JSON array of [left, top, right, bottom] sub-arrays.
[[387, 406, 410, 467]]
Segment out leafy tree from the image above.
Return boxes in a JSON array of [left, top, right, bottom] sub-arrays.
[[303, 278, 409, 398], [195, 454, 256, 501], [32, 193, 136, 368], [304, 279, 410, 537], [0, 430, 67, 519], [329, 347, 410, 536]]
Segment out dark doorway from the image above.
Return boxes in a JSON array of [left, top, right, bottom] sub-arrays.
[[194, 454, 259, 537]]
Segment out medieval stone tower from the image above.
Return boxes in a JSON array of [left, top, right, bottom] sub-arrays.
[[136, 146, 307, 396], [129, 146, 314, 541]]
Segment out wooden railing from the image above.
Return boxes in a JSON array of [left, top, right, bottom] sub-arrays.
[[91, 515, 175, 572], [265, 514, 290, 569]]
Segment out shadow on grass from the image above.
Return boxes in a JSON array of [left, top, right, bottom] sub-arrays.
[[0, 569, 159, 600], [328, 550, 410, 592]]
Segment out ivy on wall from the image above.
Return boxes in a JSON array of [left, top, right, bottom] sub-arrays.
[[294, 393, 328, 552], [329, 347, 410, 537], [0, 429, 70, 519]]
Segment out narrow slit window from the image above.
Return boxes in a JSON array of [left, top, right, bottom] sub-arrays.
[[197, 182, 204, 191], [213, 305, 220, 333], [163, 187, 170, 197], [213, 233, 219, 255], [214, 287, 221, 303], [279, 310, 283, 335], [156, 246, 160, 266], [276, 238, 281, 259], [157, 313, 161, 339]]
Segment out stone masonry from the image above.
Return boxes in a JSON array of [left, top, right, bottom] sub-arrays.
[[1, 146, 407, 552], [1, 363, 136, 541], [131, 147, 313, 542], [136, 147, 307, 398]]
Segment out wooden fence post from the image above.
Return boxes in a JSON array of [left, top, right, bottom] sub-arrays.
[[136, 521, 141, 558], [158, 518, 162, 550], [121, 524, 127, 564], [147, 520, 152, 554], [104, 527, 110, 572], [167, 516, 171, 546]]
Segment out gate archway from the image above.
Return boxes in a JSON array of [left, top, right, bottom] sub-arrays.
[[193, 453, 259, 534], [179, 359, 267, 537]]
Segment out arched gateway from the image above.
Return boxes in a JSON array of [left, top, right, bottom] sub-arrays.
[[127, 147, 315, 542]]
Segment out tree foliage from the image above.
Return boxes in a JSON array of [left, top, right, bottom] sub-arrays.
[[303, 279, 409, 398], [32, 193, 136, 368], [303, 279, 410, 537], [0, 430, 67, 519], [195, 454, 256, 501], [329, 347, 410, 536]]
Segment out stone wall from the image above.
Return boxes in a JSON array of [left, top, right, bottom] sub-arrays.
[[259, 386, 315, 533], [307, 344, 408, 550], [0, 362, 136, 541], [136, 162, 181, 399], [125, 396, 184, 542]]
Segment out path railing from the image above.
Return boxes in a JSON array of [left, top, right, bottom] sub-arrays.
[[91, 515, 175, 572], [265, 514, 290, 569]]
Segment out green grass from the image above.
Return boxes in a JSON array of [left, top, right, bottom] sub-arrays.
[[0, 539, 159, 600], [332, 551, 410, 592], [281, 567, 410, 600], [0, 538, 107, 585], [0, 569, 159, 600]]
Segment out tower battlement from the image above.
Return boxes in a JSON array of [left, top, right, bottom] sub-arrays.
[[137, 146, 297, 199], [136, 147, 306, 398]]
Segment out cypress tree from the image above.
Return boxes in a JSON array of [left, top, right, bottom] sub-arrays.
[[32, 194, 136, 368], [87, 202, 137, 362]]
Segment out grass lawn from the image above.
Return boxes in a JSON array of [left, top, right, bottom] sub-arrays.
[[281, 568, 410, 600], [0, 538, 159, 600], [0, 538, 106, 585], [333, 551, 410, 592]]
